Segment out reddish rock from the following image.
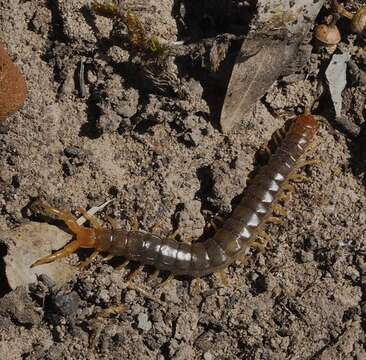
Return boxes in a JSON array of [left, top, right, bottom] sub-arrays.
[[0, 46, 27, 120]]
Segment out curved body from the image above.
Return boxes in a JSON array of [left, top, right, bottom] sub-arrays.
[[32, 115, 319, 277], [94, 114, 319, 276]]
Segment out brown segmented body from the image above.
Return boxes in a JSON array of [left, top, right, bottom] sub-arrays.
[[31, 115, 319, 277]]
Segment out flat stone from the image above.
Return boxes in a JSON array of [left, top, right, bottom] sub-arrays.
[[0, 222, 78, 289]]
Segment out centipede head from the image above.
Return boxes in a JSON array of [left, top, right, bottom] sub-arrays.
[[76, 227, 97, 249], [292, 114, 319, 138]]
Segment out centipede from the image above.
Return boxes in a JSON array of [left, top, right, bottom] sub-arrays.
[[31, 112, 320, 278]]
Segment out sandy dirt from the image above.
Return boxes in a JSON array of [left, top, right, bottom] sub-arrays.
[[1, 0, 366, 359]]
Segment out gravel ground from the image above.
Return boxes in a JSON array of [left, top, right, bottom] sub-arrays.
[[1, 1, 366, 359]]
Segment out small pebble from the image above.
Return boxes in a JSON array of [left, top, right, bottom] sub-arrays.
[[137, 313, 152, 331], [299, 250, 314, 263], [53, 291, 80, 317], [203, 352, 213, 360], [64, 146, 83, 158], [98, 289, 110, 304]]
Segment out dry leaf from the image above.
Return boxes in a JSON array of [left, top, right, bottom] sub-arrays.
[[325, 53, 350, 118]]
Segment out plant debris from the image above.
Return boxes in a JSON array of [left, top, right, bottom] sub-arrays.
[[220, 0, 326, 133], [325, 53, 360, 137]]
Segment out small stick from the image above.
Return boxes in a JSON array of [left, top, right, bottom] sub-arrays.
[[76, 199, 114, 226], [78, 58, 86, 98]]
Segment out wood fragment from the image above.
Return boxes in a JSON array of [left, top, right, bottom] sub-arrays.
[[220, 0, 326, 133]]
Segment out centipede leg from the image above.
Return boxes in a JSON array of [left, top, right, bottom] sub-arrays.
[[281, 183, 295, 193], [216, 270, 228, 286], [158, 273, 174, 288], [129, 216, 140, 231], [149, 218, 166, 234], [107, 216, 118, 230], [150, 269, 160, 280], [116, 260, 129, 271], [295, 159, 321, 169], [31, 239, 81, 267], [271, 204, 288, 217], [288, 174, 307, 183], [78, 208, 102, 229], [127, 283, 164, 304], [101, 254, 114, 262], [272, 131, 282, 147], [305, 137, 321, 154], [191, 277, 202, 296], [251, 238, 266, 252], [256, 230, 272, 246], [203, 215, 224, 234], [277, 192, 291, 203], [236, 252, 249, 266], [258, 145, 271, 159], [80, 250, 100, 269], [266, 216, 283, 225], [127, 265, 144, 280]]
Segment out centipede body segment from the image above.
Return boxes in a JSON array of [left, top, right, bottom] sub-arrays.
[[31, 114, 320, 278]]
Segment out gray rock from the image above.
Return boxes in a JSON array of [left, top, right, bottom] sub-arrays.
[[0, 222, 77, 289], [137, 313, 152, 331]]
